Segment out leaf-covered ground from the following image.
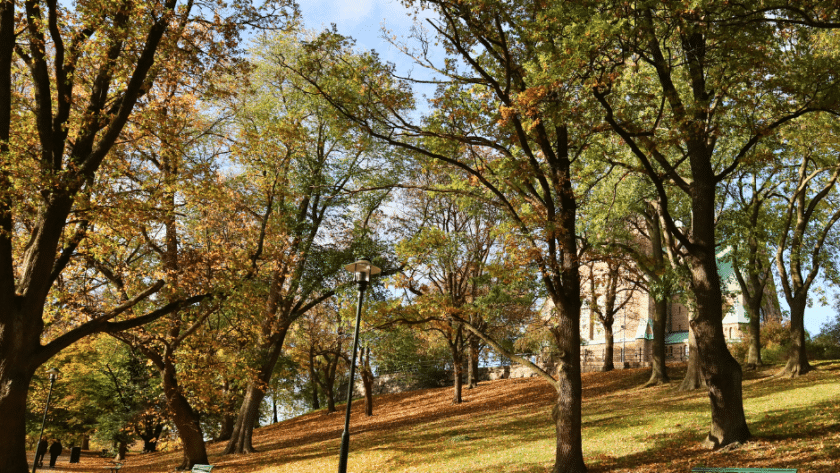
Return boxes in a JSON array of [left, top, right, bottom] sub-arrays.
[[35, 360, 840, 472]]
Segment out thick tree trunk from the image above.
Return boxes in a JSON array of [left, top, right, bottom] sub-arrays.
[[777, 298, 811, 377], [161, 364, 208, 469], [81, 435, 90, 451], [272, 397, 279, 424], [645, 296, 669, 386], [224, 337, 286, 455], [224, 382, 266, 454], [679, 321, 704, 391], [602, 324, 615, 372], [689, 245, 750, 448], [550, 297, 586, 473]]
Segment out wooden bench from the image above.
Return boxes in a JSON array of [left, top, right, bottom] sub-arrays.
[[106, 462, 123, 473], [692, 468, 797, 472], [191, 465, 214, 473]]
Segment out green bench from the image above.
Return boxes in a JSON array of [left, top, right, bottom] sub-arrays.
[[692, 468, 797, 472], [191, 465, 214, 473]]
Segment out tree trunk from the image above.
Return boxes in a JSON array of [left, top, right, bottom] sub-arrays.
[[549, 296, 586, 473], [360, 347, 374, 416], [115, 441, 128, 461], [777, 297, 811, 377], [645, 295, 670, 386], [215, 413, 235, 442], [361, 369, 374, 417], [324, 370, 337, 414], [745, 299, 763, 370], [308, 347, 320, 410], [272, 396, 279, 424], [602, 324, 615, 372], [679, 321, 704, 391], [0, 363, 35, 473], [81, 435, 90, 451], [467, 335, 480, 388], [451, 349, 463, 404], [689, 244, 751, 448], [161, 364, 208, 469], [224, 337, 286, 455]]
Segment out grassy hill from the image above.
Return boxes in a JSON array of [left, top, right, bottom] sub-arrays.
[[81, 361, 840, 472]]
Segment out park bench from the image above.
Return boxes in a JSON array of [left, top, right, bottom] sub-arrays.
[[191, 464, 214, 473], [691, 468, 797, 472], [105, 461, 122, 473]]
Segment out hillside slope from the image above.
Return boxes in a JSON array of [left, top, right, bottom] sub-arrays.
[[57, 362, 840, 472]]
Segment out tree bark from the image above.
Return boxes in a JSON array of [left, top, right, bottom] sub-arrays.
[[308, 346, 320, 410], [360, 347, 374, 416], [745, 298, 763, 370], [689, 244, 751, 448], [777, 297, 811, 377], [224, 337, 286, 454], [645, 296, 670, 386], [451, 346, 463, 404], [550, 295, 586, 473], [679, 323, 704, 391], [0, 363, 35, 473], [467, 334, 480, 388], [215, 413, 235, 442], [602, 324, 615, 372], [161, 364, 208, 469]]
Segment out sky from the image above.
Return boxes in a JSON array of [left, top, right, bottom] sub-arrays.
[[296, 0, 838, 337]]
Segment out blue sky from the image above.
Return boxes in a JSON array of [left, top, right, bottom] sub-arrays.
[[297, 0, 837, 337]]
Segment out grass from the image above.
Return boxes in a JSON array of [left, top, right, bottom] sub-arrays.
[[43, 360, 840, 472]]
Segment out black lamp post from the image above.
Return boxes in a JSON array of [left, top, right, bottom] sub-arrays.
[[32, 367, 60, 473], [338, 259, 380, 473]]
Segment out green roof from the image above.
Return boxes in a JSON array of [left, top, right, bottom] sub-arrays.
[[665, 331, 689, 344]]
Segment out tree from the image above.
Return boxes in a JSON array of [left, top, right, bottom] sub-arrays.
[[773, 115, 840, 377], [284, 1, 609, 467], [219, 31, 394, 454], [590, 0, 839, 447], [0, 0, 285, 469]]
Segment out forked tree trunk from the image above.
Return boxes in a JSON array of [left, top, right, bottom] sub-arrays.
[[777, 297, 811, 377], [645, 296, 669, 386], [602, 324, 615, 372], [679, 323, 703, 391], [224, 338, 286, 455]]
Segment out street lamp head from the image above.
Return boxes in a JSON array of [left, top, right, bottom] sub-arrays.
[[344, 259, 381, 285], [45, 367, 60, 382]]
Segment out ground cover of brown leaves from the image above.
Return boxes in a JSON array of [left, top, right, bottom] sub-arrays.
[[36, 361, 840, 472]]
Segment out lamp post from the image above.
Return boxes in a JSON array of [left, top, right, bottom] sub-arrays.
[[32, 367, 60, 473], [338, 259, 380, 473]]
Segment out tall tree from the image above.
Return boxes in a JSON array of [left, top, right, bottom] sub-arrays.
[[591, 0, 839, 447], [0, 0, 284, 469], [220, 32, 394, 454], [773, 115, 840, 377], [283, 1, 607, 468]]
